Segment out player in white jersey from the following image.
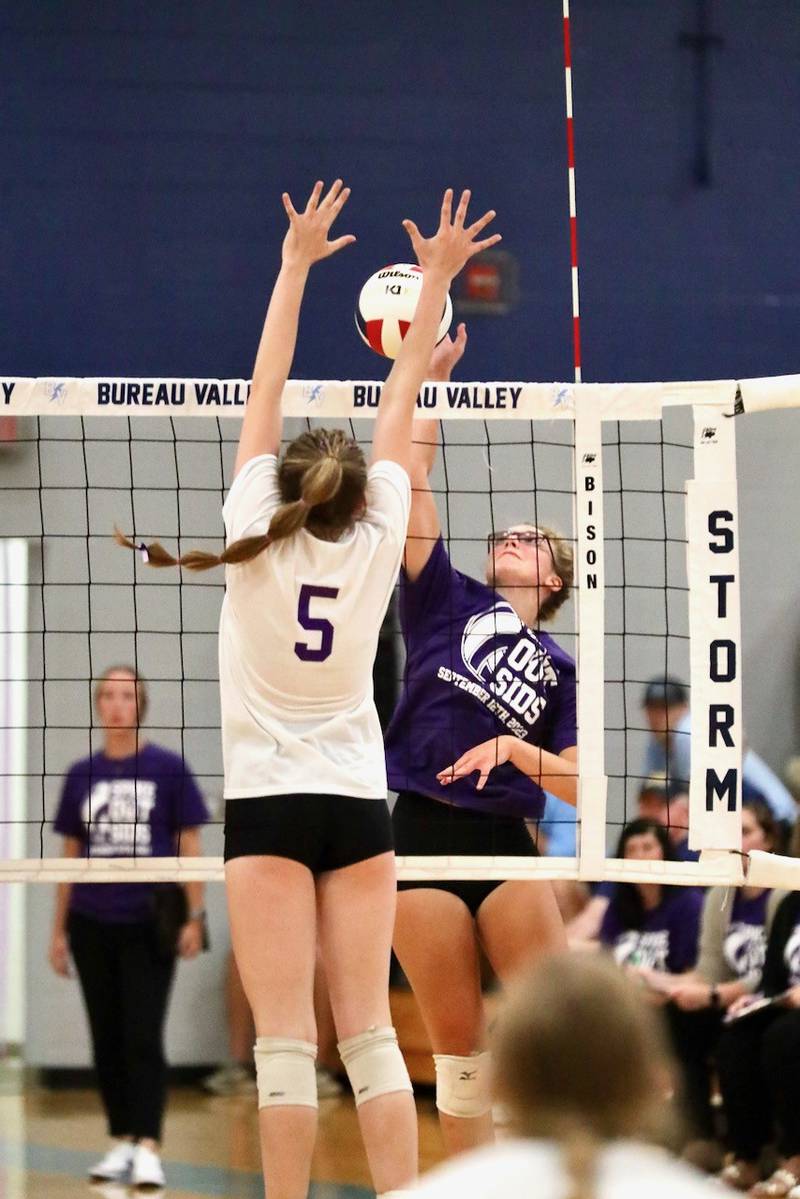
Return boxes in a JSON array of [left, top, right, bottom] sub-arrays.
[[118, 180, 500, 1199], [412, 953, 720, 1199]]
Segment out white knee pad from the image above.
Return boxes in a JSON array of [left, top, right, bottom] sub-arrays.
[[433, 1051, 492, 1118], [337, 1026, 412, 1108], [254, 1037, 318, 1109]]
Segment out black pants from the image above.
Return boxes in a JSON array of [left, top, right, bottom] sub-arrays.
[[68, 910, 176, 1141], [716, 1007, 800, 1161], [665, 1003, 723, 1140]]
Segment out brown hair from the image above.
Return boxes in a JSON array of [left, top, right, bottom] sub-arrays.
[[94, 665, 148, 723], [115, 429, 368, 571], [493, 953, 673, 1199], [537, 524, 574, 622]]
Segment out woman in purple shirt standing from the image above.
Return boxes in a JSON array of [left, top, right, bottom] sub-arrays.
[[49, 665, 209, 1189], [384, 331, 577, 1154]]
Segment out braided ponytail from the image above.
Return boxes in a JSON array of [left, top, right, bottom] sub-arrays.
[[114, 527, 272, 572], [115, 427, 368, 571]]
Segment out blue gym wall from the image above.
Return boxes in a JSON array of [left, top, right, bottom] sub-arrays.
[[2, 1, 798, 383]]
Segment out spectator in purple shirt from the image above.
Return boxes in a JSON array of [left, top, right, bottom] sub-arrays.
[[599, 819, 703, 1150], [599, 820, 702, 977], [384, 330, 577, 1155], [48, 665, 208, 1190]]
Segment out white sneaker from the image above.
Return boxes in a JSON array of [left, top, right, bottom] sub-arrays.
[[88, 1140, 135, 1182], [130, 1144, 165, 1191], [202, 1063, 257, 1096], [316, 1066, 344, 1099]]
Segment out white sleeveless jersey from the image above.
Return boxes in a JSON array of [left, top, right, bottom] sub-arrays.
[[412, 1139, 722, 1199], [219, 453, 410, 800]]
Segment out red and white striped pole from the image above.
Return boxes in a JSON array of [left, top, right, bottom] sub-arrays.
[[562, 0, 582, 382]]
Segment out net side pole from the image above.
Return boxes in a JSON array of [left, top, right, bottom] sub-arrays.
[[0, 540, 28, 1046], [574, 396, 608, 878]]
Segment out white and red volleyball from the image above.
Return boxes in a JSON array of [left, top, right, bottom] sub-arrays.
[[355, 263, 453, 359]]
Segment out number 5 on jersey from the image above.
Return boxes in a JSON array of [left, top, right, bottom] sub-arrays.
[[295, 584, 339, 662]]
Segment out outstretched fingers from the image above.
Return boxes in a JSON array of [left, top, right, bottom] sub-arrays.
[[320, 178, 345, 210], [453, 188, 471, 228], [282, 192, 299, 221], [438, 187, 454, 229], [304, 180, 324, 213], [466, 208, 496, 238], [470, 231, 503, 256], [402, 217, 423, 255], [326, 233, 357, 256]]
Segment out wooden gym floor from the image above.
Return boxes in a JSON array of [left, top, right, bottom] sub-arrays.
[[0, 993, 451, 1198], [1, 1083, 447, 1198]]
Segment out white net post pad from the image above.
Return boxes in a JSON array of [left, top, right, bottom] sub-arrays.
[[686, 407, 742, 851]]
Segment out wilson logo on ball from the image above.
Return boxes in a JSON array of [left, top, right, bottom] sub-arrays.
[[355, 263, 452, 359]]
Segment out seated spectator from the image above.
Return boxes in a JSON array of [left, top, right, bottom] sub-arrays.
[[642, 677, 691, 788], [568, 781, 699, 949], [715, 824, 800, 1193], [642, 678, 796, 825], [666, 798, 778, 1168], [598, 820, 702, 978], [411, 953, 719, 1199], [598, 819, 707, 1146], [637, 774, 698, 862]]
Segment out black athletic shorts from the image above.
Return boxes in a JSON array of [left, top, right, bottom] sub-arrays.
[[224, 793, 394, 873], [392, 789, 538, 918]]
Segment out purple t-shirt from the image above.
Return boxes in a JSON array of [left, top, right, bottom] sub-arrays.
[[54, 743, 208, 923], [385, 538, 577, 819], [723, 890, 769, 981], [599, 887, 703, 973]]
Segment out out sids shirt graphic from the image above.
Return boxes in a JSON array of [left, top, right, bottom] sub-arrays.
[[385, 538, 576, 818], [723, 890, 769, 980], [54, 744, 208, 923], [783, 922, 800, 987], [599, 888, 703, 974]]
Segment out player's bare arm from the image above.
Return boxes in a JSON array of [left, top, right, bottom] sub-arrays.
[[235, 179, 356, 477], [371, 189, 499, 474]]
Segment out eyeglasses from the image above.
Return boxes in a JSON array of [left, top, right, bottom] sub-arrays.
[[486, 529, 551, 553]]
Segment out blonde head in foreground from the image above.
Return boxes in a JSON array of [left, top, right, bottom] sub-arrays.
[[493, 953, 673, 1196]]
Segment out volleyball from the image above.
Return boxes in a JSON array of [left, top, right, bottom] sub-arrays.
[[355, 263, 453, 359]]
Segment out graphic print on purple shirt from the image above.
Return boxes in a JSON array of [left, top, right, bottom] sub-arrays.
[[384, 538, 576, 819], [599, 887, 703, 973], [724, 890, 769, 980], [783, 921, 800, 987], [54, 743, 208, 924]]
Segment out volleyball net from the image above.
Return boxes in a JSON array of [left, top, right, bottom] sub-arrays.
[[2, 372, 800, 887]]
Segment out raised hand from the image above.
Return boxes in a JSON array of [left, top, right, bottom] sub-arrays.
[[402, 188, 501, 283], [427, 322, 468, 381], [281, 179, 356, 268]]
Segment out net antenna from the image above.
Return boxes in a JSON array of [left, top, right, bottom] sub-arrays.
[[562, 0, 582, 385], [3, 373, 800, 889]]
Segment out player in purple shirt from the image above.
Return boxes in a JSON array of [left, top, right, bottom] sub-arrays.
[[49, 666, 208, 1189], [384, 330, 577, 1154]]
